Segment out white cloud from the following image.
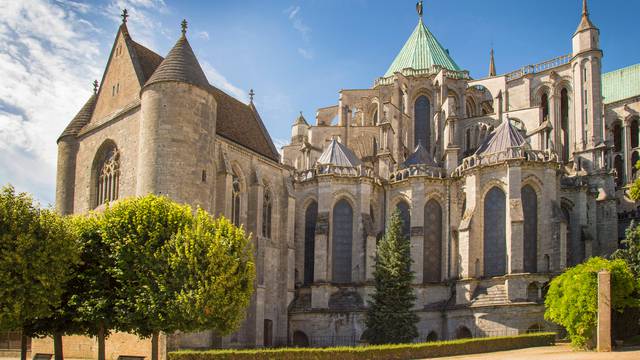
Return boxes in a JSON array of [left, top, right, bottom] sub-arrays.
[[197, 31, 209, 40], [106, 0, 169, 47], [284, 5, 311, 42], [201, 61, 248, 103], [297, 47, 313, 60]]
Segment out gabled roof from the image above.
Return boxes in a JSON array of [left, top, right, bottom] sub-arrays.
[[145, 34, 209, 89], [316, 139, 363, 167], [58, 93, 97, 142], [475, 118, 526, 156], [384, 18, 461, 78], [401, 143, 438, 168], [602, 63, 640, 104], [209, 86, 280, 162]]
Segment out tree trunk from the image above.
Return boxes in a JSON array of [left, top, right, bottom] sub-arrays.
[[151, 331, 159, 360], [53, 332, 63, 360], [97, 323, 105, 360], [20, 331, 28, 360]]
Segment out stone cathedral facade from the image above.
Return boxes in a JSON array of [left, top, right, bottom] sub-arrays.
[[44, 0, 640, 356]]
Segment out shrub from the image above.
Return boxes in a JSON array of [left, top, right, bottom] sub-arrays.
[[169, 333, 555, 360], [544, 257, 638, 348]]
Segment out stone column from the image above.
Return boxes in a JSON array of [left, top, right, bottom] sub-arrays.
[[411, 181, 425, 284], [597, 270, 612, 352], [507, 165, 524, 274]]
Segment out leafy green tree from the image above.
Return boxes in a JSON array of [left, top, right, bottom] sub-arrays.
[[363, 210, 418, 345], [101, 195, 193, 360], [0, 185, 79, 360], [168, 209, 255, 335], [628, 161, 640, 201], [612, 221, 640, 277], [544, 257, 639, 348]]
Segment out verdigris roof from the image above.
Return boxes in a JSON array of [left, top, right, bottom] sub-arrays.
[[475, 119, 526, 156], [384, 18, 460, 78], [145, 35, 209, 89], [401, 143, 438, 168], [58, 94, 97, 142], [602, 63, 640, 104], [316, 139, 363, 167]]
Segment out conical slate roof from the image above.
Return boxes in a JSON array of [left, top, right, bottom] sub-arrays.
[[58, 93, 97, 142], [316, 139, 363, 167], [475, 119, 526, 156], [401, 142, 438, 168], [145, 35, 209, 89], [384, 18, 460, 77]]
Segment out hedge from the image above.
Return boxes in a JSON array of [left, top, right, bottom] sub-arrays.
[[169, 332, 555, 360]]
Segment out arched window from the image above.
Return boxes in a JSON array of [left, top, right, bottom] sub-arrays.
[[632, 118, 639, 149], [95, 143, 120, 207], [372, 109, 378, 125], [424, 199, 442, 283], [614, 155, 625, 187], [261, 188, 273, 238], [561, 88, 570, 161], [484, 187, 506, 277], [522, 186, 538, 273], [541, 93, 549, 121], [396, 201, 411, 241], [456, 326, 472, 339], [414, 96, 431, 149], [332, 199, 353, 284], [613, 121, 623, 153], [292, 331, 309, 347], [231, 174, 241, 226], [466, 98, 476, 118], [304, 201, 318, 285]]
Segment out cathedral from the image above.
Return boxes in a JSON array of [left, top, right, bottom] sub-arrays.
[[36, 0, 640, 357]]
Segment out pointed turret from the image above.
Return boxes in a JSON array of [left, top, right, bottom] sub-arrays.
[[475, 118, 527, 156], [384, 3, 460, 77], [145, 20, 209, 89], [576, 0, 597, 33], [401, 142, 438, 168], [316, 139, 363, 168], [489, 48, 496, 77]]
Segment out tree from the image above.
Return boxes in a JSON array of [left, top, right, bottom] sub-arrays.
[[628, 161, 640, 201], [168, 209, 255, 335], [100, 195, 193, 360], [363, 210, 418, 344], [0, 185, 79, 360], [544, 257, 639, 348], [612, 221, 640, 277]]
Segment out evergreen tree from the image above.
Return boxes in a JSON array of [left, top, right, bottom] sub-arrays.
[[363, 210, 418, 344]]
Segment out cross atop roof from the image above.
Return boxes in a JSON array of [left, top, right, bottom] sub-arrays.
[[181, 19, 188, 35], [249, 89, 255, 102], [93, 80, 99, 94], [121, 8, 128, 24]]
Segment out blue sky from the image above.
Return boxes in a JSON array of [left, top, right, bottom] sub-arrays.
[[0, 0, 639, 204]]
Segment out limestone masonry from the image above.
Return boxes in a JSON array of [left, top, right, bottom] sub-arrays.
[[38, 0, 640, 357]]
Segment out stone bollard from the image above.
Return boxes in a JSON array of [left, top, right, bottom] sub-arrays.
[[597, 270, 611, 352]]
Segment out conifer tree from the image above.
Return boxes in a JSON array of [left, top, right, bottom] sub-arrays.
[[363, 210, 418, 344]]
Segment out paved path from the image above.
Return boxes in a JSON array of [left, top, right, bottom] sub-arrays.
[[423, 344, 640, 359]]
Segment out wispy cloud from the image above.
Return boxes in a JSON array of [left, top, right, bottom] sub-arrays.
[[202, 61, 248, 103], [297, 48, 313, 59], [106, 0, 169, 47], [197, 31, 209, 40], [284, 5, 313, 59]]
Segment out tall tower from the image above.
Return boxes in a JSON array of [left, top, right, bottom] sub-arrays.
[[571, 0, 603, 161]]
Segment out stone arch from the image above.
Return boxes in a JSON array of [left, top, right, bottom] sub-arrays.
[[91, 139, 120, 208], [303, 200, 318, 285], [261, 182, 274, 239], [612, 120, 623, 153], [230, 162, 246, 227], [292, 330, 309, 347], [455, 326, 473, 339], [332, 198, 354, 284], [423, 198, 443, 283], [483, 186, 507, 277], [522, 185, 538, 273]]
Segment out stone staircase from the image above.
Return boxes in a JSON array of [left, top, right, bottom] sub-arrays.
[[471, 283, 508, 306]]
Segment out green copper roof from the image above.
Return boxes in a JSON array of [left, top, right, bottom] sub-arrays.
[[384, 18, 461, 78], [602, 63, 640, 104]]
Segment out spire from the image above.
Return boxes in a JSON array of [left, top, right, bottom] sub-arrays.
[[384, 7, 461, 77], [295, 111, 308, 126], [121, 8, 128, 24], [489, 48, 496, 77], [576, 0, 596, 33], [145, 20, 209, 89]]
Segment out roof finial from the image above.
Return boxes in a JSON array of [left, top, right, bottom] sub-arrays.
[[93, 80, 99, 94], [582, 0, 589, 16], [181, 19, 188, 35], [121, 8, 128, 24], [416, 0, 423, 18], [249, 89, 255, 102], [489, 48, 496, 77]]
